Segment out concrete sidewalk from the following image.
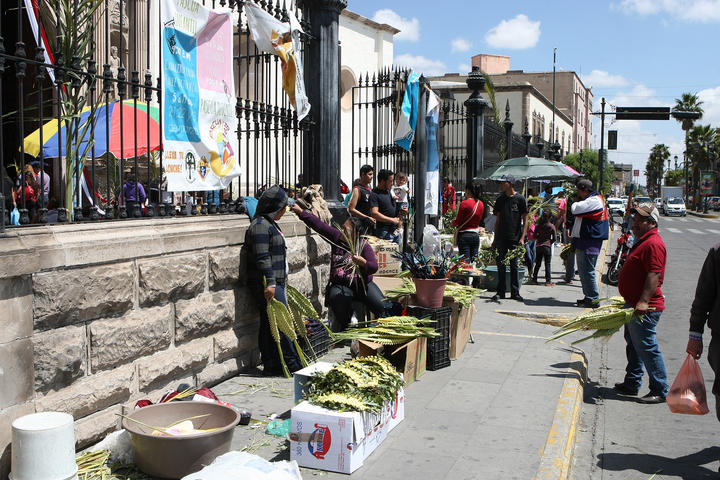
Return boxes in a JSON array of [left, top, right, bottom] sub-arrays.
[[205, 245, 604, 479]]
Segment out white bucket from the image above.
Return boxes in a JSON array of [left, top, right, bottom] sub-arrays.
[[10, 412, 78, 480]]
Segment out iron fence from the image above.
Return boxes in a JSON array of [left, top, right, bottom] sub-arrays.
[[0, 0, 311, 228]]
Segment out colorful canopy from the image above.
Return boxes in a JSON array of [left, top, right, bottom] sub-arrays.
[[23, 100, 161, 159]]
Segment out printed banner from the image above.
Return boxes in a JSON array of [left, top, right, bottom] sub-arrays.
[[161, 0, 240, 191], [245, 1, 310, 121], [700, 171, 714, 196], [394, 71, 420, 152], [425, 88, 440, 216]]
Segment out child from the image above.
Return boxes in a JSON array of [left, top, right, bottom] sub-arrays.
[[531, 211, 557, 286], [393, 172, 409, 237]]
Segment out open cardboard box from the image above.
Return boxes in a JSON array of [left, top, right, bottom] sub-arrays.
[[357, 337, 426, 386]]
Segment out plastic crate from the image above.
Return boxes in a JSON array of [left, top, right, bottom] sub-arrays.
[[302, 320, 332, 359], [406, 305, 452, 371]]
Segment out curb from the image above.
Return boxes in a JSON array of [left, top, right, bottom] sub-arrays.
[[688, 210, 719, 219], [533, 350, 587, 480]]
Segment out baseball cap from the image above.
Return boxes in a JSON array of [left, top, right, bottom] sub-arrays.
[[630, 202, 660, 224], [497, 174, 516, 184], [576, 179, 593, 191]]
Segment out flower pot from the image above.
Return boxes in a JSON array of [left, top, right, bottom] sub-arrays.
[[413, 278, 447, 308]]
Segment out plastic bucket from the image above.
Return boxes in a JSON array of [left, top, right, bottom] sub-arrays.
[[479, 266, 526, 290], [10, 412, 78, 480], [413, 278, 447, 308]]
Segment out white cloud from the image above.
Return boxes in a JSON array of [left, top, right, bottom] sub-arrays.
[[582, 70, 629, 88], [698, 85, 720, 125], [458, 63, 471, 74], [616, 0, 720, 22], [394, 54, 447, 77], [451, 38, 471, 52], [372, 9, 420, 42], [485, 14, 541, 49]]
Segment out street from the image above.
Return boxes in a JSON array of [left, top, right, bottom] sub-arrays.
[[572, 214, 720, 479]]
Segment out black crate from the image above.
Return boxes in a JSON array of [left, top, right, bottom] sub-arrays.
[[406, 305, 452, 371], [302, 320, 332, 359]]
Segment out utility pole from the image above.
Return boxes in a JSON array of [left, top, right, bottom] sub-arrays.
[[551, 48, 556, 159], [599, 98, 606, 193]]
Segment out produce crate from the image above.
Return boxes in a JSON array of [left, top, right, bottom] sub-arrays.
[[406, 305, 452, 371], [302, 319, 332, 359]]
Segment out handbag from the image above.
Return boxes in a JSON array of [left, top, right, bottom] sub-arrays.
[[453, 200, 480, 247]]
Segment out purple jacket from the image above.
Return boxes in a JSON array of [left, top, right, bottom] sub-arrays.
[[123, 181, 146, 203], [298, 210, 378, 286]]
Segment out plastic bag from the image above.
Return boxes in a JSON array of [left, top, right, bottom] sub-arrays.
[[10, 207, 20, 225], [181, 451, 302, 480], [667, 354, 709, 415], [422, 224, 441, 259]]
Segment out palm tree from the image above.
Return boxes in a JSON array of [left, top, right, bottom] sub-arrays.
[[674, 93, 704, 208], [645, 144, 670, 197]]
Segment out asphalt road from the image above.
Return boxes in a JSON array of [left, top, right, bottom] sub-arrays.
[[572, 215, 720, 480]]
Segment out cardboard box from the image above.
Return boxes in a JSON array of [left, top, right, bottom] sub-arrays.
[[371, 275, 405, 293], [289, 388, 404, 474], [293, 361, 334, 403], [449, 303, 475, 360], [357, 338, 426, 386]]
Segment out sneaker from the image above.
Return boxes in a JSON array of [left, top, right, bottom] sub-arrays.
[[511, 294, 524, 302], [637, 393, 666, 404], [613, 382, 639, 396]]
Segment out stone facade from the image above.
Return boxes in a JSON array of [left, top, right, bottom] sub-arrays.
[[0, 215, 327, 478]]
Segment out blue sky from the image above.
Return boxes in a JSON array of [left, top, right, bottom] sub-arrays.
[[347, 0, 720, 185]]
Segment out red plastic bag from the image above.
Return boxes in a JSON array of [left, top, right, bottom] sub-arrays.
[[667, 354, 710, 415]]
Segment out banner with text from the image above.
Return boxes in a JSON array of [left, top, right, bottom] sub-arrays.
[[162, 0, 240, 191]]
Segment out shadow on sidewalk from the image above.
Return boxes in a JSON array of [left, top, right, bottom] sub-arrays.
[[583, 380, 640, 404], [597, 446, 720, 479], [522, 297, 578, 308]]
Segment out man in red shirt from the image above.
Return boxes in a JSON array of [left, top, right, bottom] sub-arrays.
[[615, 203, 669, 404], [442, 177, 456, 214]]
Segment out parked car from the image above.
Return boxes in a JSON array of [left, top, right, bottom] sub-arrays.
[[663, 197, 687, 216], [607, 198, 625, 217], [634, 196, 652, 206], [620, 196, 628, 208], [708, 196, 720, 211], [654, 198, 663, 209]]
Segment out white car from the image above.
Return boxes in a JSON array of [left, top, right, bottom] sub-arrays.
[[606, 198, 625, 217], [654, 198, 663, 209], [663, 197, 687, 216]]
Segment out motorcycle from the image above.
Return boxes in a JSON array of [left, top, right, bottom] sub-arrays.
[[606, 224, 632, 286]]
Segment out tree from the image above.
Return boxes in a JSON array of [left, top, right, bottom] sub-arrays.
[[563, 149, 615, 195], [674, 92, 704, 207], [645, 144, 670, 197], [665, 169, 684, 186]]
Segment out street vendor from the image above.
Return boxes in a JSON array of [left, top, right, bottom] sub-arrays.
[[290, 202, 386, 332], [245, 185, 303, 376]]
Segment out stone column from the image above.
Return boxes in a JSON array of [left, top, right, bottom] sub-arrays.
[[303, 0, 347, 221], [464, 66, 488, 180]]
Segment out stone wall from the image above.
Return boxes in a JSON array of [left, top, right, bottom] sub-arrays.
[[0, 215, 330, 479]]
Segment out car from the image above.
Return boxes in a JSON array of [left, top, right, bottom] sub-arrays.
[[620, 196, 628, 208], [709, 196, 720, 211], [663, 197, 687, 216], [654, 198, 663, 209], [606, 198, 625, 217], [634, 196, 652, 205]]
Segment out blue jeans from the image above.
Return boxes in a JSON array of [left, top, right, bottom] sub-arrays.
[[457, 231, 479, 262], [575, 249, 598, 301], [525, 240, 536, 271], [376, 227, 401, 246], [623, 310, 669, 397]]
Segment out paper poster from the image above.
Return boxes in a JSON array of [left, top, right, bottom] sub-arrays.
[[161, 0, 240, 191]]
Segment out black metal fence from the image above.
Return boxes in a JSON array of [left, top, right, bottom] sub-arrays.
[[1, 0, 311, 228]]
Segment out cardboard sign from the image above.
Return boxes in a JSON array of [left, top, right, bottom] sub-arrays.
[[366, 237, 401, 275]]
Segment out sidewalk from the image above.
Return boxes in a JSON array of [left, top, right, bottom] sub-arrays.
[[209, 246, 602, 479]]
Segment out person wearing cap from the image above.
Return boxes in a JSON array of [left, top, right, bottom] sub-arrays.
[[570, 179, 609, 307], [492, 174, 528, 302], [686, 242, 720, 421], [614, 203, 669, 403], [245, 185, 302, 375]]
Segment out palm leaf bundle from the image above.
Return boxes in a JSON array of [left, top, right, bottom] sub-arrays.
[[330, 316, 440, 345], [501, 244, 526, 266], [304, 356, 403, 413], [393, 244, 465, 279], [560, 243, 575, 266], [546, 297, 635, 345]]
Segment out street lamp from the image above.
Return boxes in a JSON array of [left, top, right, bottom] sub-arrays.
[[674, 155, 678, 170]]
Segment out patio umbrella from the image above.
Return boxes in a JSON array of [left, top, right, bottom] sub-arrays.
[[474, 156, 583, 182], [23, 100, 161, 159]]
